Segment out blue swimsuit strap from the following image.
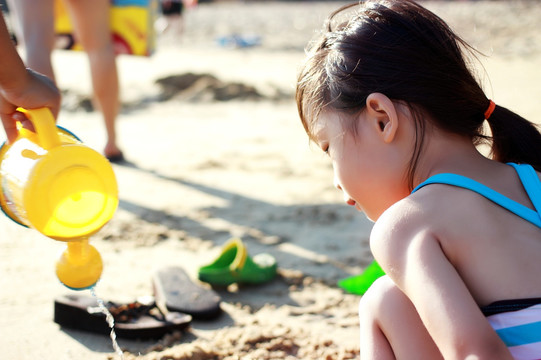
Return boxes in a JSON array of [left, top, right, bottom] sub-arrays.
[[411, 163, 541, 228]]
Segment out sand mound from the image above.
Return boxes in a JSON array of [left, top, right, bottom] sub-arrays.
[[155, 73, 264, 102]]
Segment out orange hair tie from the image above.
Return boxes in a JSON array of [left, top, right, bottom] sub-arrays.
[[484, 100, 496, 120]]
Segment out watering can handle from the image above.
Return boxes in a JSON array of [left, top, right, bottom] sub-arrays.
[[16, 107, 61, 150]]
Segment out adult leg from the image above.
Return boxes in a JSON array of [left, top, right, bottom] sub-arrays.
[[359, 276, 443, 360], [62, 0, 122, 159], [7, 0, 56, 81]]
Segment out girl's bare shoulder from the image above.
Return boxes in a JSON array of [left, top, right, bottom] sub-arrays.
[[369, 194, 436, 262], [369, 185, 497, 262]]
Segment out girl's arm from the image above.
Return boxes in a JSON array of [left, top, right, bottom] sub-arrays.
[[371, 201, 513, 359]]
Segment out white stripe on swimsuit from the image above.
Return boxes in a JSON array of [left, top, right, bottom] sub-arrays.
[[487, 305, 541, 360]]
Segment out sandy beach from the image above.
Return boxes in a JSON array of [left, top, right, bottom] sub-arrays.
[[1, 1, 540, 359]]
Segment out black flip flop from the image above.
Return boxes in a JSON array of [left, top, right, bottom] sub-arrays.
[[54, 294, 192, 340], [153, 266, 222, 320]]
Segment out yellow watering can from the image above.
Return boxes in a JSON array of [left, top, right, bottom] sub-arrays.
[[0, 107, 118, 290]]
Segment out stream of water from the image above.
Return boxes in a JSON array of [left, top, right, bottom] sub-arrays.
[[90, 287, 124, 360]]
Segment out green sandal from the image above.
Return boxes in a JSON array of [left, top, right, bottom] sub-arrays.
[[198, 238, 277, 286]]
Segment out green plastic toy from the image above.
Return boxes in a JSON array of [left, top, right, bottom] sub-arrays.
[[337, 260, 385, 295]]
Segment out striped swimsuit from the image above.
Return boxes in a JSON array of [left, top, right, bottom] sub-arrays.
[[412, 163, 541, 359]]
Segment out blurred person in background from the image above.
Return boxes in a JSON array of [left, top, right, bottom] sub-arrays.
[[156, 0, 197, 36]]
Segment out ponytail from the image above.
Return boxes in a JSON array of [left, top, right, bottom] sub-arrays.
[[487, 105, 541, 171]]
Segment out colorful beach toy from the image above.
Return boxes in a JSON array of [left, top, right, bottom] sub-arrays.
[[0, 108, 118, 290]]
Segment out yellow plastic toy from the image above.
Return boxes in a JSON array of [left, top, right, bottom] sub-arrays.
[[0, 107, 119, 290]]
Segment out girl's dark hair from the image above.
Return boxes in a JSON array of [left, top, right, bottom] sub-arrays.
[[296, 0, 541, 189]]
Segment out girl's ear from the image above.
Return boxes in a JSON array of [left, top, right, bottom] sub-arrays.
[[365, 93, 399, 143]]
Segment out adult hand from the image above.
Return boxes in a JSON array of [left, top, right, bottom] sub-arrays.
[[0, 68, 60, 143]]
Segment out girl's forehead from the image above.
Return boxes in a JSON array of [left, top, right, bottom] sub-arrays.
[[312, 111, 342, 138], [312, 117, 326, 136]]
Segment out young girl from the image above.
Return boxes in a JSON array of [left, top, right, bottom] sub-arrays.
[[296, 1, 541, 359]]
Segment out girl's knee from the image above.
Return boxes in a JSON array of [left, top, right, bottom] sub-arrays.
[[359, 275, 404, 317]]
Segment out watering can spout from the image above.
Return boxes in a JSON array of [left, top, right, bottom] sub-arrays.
[[56, 238, 103, 290]]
